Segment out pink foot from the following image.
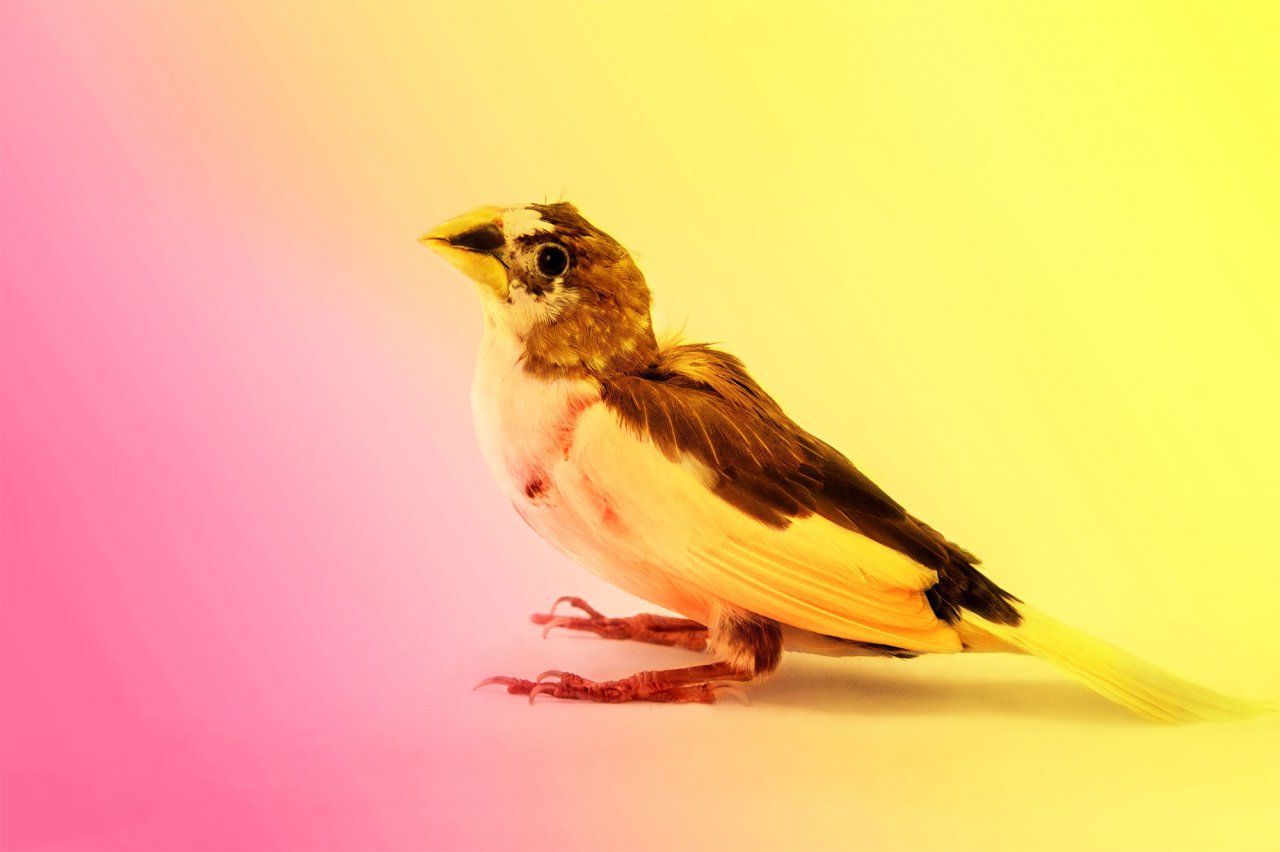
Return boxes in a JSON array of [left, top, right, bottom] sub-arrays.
[[530, 596, 708, 651], [474, 663, 751, 705]]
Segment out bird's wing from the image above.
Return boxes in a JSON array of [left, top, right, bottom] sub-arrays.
[[551, 341, 1016, 653], [560, 402, 960, 652]]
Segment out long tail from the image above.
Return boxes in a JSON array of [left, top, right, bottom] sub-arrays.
[[961, 604, 1275, 723]]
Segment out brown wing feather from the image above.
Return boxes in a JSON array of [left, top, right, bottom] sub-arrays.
[[600, 341, 1020, 625]]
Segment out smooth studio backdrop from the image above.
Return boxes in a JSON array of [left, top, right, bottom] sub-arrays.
[[3, 3, 1278, 851]]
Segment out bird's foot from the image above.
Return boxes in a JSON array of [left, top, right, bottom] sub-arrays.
[[530, 596, 708, 651], [475, 663, 750, 705]]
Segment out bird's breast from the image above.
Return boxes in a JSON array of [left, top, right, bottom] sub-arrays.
[[468, 330, 715, 622], [470, 329, 600, 508]]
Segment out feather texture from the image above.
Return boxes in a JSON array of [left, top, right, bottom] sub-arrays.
[[560, 401, 962, 652], [964, 605, 1275, 722], [601, 341, 1020, 625]]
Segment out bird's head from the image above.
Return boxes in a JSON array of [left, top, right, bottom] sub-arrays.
[[420, 202, 656, 377]]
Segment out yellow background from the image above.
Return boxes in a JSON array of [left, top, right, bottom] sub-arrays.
[[417, 3, 1280, 848], [424, 3, 1280, 848]]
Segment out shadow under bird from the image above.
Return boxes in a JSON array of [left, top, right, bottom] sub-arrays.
[[419, 201, 1272, 721]]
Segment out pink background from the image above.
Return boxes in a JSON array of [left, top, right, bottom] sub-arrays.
[[1, 6, 517, 849]]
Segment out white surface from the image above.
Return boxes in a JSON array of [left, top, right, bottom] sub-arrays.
[[430, 573, 1280, 852]]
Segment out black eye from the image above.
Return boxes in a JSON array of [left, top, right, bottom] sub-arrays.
[[536, 244, 569, 278]]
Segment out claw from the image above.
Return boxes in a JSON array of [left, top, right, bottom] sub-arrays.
[[539, 617, 573, 639], [711, 683, 751, 705], [548, 596, 605, 619], [474, 676, 534, 694], [535, 669, 568, 684], [528, 682, 559, 704]]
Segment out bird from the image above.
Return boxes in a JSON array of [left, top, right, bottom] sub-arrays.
[[419, 201, 1272, 721]]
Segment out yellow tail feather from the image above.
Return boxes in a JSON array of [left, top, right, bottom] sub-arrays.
[[963, 605, 1276, 723]]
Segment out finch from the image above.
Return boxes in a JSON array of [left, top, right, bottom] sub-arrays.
[[420, 201, 1271, 721]]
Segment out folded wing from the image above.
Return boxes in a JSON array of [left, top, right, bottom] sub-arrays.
[[549, 341, 1022, 653]]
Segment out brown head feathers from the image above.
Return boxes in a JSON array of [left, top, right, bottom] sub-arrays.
[[510, 203, 658, 379]]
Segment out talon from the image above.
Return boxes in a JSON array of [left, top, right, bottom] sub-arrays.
[[535, 669, 567, 683], [549, 596, 605, 619], [711, 683, 751, 705], [474, 676, 534, 694], [540, 617, 572, 639], [528, 683, 559, 704], [474, 676, 513, 690]]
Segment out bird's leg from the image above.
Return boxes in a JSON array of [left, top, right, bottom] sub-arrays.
[[530, 596, 709, 651], [477, 661, 750, 704], [477, 609, 782, 705]]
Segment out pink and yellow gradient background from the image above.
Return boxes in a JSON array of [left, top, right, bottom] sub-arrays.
[[2, 3, 1279, 851]]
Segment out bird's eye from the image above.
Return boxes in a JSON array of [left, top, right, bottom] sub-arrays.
[[535, 244, 570, 278]]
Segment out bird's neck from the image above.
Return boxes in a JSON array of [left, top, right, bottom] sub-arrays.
[[517, 304, 659, 382]]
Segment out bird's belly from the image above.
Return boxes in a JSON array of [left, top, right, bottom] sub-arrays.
[[514, 478, 711, 623], [471, 333, 708, 621]]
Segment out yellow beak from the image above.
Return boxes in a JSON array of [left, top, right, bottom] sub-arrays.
[[418, 205, 510, 299]]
